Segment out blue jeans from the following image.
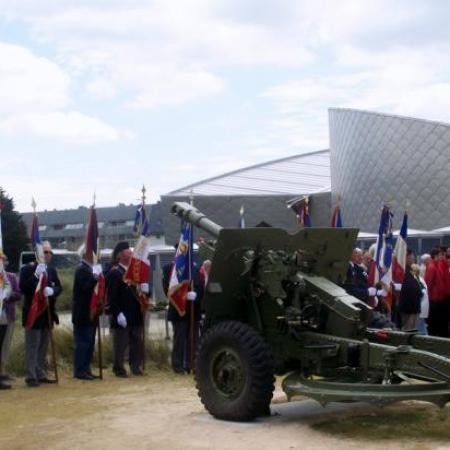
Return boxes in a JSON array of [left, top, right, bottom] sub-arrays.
[[73, 325, 96, 377]]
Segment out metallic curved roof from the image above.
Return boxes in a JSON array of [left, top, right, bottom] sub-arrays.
[[168, 150, 331, 196]]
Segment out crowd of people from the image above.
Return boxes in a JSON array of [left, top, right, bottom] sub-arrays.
[[0, 239, 212, 390], [344, 244, 450, 336]]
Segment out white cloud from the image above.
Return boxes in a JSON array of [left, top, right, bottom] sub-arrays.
[[0, 42, 70, 113], [0, 41, 129, 143], [85, 78, 117, 99], [0, 111, 126, 144]]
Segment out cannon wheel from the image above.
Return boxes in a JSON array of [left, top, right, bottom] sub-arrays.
[[195, 320, 275, 421]]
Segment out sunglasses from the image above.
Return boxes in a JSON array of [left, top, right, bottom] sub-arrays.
[[44, 251, 52, 255]]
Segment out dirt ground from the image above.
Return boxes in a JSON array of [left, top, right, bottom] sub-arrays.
[[1, 372, 449, 450]]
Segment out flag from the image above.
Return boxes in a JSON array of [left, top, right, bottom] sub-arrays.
[[374, 205, 394, 285], [392, 212, 408, 283], [168, 221, 194, 316], [289, 197, 312, 227], [239, 205, 245, 229], [331, 204, 343, 228], [25, 212, 48, 328], [84, 206, 106, 321], [85, 206, 99, 263], [124, 205, 151, 284]]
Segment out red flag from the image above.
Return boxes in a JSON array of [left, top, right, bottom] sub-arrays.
[[25, 272, 48, 328], [89, 273, 105, 321]]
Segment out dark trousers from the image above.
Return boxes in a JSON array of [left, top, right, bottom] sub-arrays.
[[112, 326, 143, 374], [171, 319, 201, 372], [171, 320, 188, 373], [428, 299, 449, 338], [73, 325, 96, 377], [0, 325, 7, 368], [24, 328, 49, 381]]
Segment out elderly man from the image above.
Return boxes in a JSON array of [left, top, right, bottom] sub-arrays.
[[0, 252, 21, 389], [107, 241, 149, 377], [20, 241, 62, 387]]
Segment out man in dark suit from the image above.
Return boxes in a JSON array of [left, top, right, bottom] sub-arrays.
[[71, 249, 103, 380], [20, 241, 62, 387], [107, 241, 149, 377]]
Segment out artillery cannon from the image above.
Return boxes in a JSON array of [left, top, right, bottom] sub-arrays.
[[172, 201, 450, 421]]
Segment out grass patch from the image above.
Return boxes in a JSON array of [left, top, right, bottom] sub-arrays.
[[56, 269, 74, 311], [6, 326, 171, 376], [312, 403, 450, 441]]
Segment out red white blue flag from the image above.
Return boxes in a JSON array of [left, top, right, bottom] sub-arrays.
[[290, 197, 311, 227], [374, 205, 394, 285], [124, 204, 151, 284], [25, 212, 48, 328], [392, 212, 408, 283], [168, 221, 193, 316], [331, 204, 343, 228]]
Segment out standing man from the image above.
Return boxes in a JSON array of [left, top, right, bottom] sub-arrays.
[[0, 253, 21, 387], [163, 256, 187, 374], [107, 241, 148, 377], [20, 241, 62, 387], [72, 249, 103, 380]]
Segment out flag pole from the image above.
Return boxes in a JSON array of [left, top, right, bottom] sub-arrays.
[[189, 190, 195, 374], [140, 185, 147, 372], [33, 199, 59, 383]]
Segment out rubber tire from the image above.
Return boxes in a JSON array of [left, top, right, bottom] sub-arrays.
[[195, 320, 275, 421]]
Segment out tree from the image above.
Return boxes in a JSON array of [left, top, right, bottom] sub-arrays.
[[0, 188, 29, 272]]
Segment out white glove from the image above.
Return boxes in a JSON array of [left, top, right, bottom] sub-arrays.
[[372, 297, 379, 308], [2, 285, 12, 300], [140, 283, 149, 294], [35, 263, 47, 278], [44, 287, 54, 297], [377, 289, 387, 297], [393, 283, 402, 292], [117, 312, 127, 328], [92, 264, 103, 277], [368, 287, 377, 296], [187, 291, 197, 301]]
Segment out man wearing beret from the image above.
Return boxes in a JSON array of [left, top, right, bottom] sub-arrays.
[[107, 241, 149, 377], [20, 241, 62, 387]]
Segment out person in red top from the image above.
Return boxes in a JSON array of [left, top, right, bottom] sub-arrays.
[[425, 247, 449, 337]]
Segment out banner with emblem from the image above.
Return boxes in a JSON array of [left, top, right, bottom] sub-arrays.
[[168, 221, 193, 316]]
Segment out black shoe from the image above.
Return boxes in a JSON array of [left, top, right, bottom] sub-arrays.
[[114, 370, 128, 378], [86, 372, 101, 379], [74, 374, 95, 381], [39, 377, 58, 384], [131, 369, 144, 376], [25, 378, 40, 387], [173, 369, 186, 375], [0, 381, 11, 390]]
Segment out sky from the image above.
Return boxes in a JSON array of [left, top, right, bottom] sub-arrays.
[[1, 0, 450, 212]]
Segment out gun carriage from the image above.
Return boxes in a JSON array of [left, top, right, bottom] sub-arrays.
[[172, 202, 450, 421]]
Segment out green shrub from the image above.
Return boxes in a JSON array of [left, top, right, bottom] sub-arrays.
[[56, 269, 74, 312]]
